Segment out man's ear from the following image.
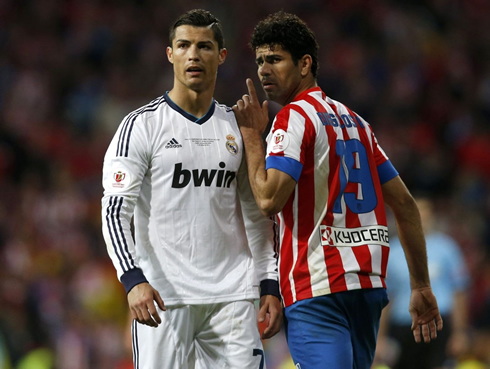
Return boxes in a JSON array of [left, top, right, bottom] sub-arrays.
[[300, 54, 313, 77], [218, 48, 227, 65], [166, 46, 173, 64]]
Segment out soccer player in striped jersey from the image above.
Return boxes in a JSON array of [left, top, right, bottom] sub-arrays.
[[233, 11, 443, 369], [101, 9, 281, 369]]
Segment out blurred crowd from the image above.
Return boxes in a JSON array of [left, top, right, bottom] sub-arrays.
[[0, 0, 489, 368]]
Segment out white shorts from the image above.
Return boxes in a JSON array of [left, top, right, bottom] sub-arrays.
[[131, 300, 266, 369]]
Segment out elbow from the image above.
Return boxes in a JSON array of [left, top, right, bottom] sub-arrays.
[[391, 192, 417, 212], [257, 197, 282, 217]]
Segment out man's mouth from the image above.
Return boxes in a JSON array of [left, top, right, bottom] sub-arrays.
[[187, 66, 203, 75], [262, 81, 275, 90]]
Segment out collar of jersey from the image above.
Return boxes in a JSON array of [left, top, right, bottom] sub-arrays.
[[164, 91, 216, 125], [291, 86, 323, 103]]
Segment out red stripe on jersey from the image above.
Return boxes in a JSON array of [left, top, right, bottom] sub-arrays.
[[353, 246, 374, 288], [290, 106, 316, 301], [273, 107, 296, 306], [324, 247, 347, 293], [280, 194, 295, 307]]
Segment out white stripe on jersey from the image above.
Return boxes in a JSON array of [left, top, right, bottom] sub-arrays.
[[289, 186, 300, 303], [369, 244, 385, 288], [339, 247, 361, 290]]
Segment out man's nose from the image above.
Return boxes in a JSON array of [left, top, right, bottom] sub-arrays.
[[188, 45, 200, 60], [259, 63, 270, 76]]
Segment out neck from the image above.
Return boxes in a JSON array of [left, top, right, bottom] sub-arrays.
[[282, 77, 317, 106], [167, 83, 215, 118]]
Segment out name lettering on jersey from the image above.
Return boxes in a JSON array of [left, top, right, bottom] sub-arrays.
[[225, 134, 238, 155], [317, 112, 365, 129], [165, 138, 182, 149], [171, 162, 236, 188], [270, 129, 290, 153], [320, 225, 389, 247]]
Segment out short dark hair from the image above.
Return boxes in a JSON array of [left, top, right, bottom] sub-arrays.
[[251, 11, 319, 77], [169, 9, 225, 50]]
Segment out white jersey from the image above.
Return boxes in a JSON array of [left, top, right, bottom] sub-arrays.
[[101, 93, 278, 305]]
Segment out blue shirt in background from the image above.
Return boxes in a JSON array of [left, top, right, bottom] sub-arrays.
[[386, 232, 470, 325]]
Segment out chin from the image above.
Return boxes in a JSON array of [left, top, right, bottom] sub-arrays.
[[264, 91, 275, 101]]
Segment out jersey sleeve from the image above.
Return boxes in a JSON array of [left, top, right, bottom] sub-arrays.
[[237, 159, 280, 298], [101, 113, 149, 294], [265, 106, 313, 182]]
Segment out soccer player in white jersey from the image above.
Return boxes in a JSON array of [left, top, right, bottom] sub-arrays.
[[233, 11, 443, 369], [101, 9, 282, 369]]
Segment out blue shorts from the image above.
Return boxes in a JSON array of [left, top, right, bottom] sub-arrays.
[[284, 288, 389, 369]]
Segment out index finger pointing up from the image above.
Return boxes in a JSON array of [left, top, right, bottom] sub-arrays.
[[246, 78, 259, 103]]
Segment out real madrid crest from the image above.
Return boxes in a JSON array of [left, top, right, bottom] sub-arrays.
[[225, 134, 238, 155]]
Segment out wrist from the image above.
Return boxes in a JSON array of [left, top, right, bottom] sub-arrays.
[[410, 283, 432, 291], [240, 127, 262, 141], [121, 268, 148, 294], [260, 279, 281, 300]]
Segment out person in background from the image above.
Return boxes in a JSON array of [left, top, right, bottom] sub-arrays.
[[375, 197, 470, 369]]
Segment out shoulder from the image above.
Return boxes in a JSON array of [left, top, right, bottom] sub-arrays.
[[121, 95, 168, 125], [213, 100, 237, 122], [214, 100, 235, 114]]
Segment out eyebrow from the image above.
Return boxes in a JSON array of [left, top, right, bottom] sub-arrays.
[[255, 54, 281, 63], [175, 39, 215, 46]]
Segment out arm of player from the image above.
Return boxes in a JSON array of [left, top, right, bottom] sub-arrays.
[[381, 176, 443, 343], [101, 113, 165, 326], [237, 157, 283, 339], [233, 78, 296, 216]]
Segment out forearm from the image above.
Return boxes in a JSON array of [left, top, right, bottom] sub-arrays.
[[240, 128, 269, 204], [394, 203, 431, 289], [383, 177, 430, 289], [240, 129, 291, 216]]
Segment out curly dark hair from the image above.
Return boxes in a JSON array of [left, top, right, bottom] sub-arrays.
[[250, 11, 319, 77], [169, 9, 225, 50]]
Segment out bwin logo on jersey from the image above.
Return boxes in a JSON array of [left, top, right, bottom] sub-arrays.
[[165, 138, 182, 149], [172, 162, 236, 188]]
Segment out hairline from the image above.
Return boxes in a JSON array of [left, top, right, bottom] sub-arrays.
[[170, 24, 224, 50]]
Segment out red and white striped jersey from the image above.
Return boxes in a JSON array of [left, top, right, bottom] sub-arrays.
[[265, 87, 398, 307]]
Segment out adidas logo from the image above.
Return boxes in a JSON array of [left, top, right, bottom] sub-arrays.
[[165, 138, 182, 149]]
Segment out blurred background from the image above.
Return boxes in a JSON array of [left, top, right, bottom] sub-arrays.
[[0, 0, 489, 368]]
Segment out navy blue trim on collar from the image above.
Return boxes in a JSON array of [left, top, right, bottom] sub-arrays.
[[164, 91, 215, 125]]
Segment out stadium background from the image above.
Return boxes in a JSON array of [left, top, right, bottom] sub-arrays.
[[0, 0, 489, 368]]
